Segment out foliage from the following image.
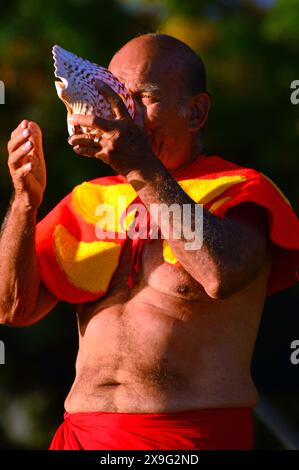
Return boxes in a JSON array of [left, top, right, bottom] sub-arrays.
[[0, 0, 298, 449]]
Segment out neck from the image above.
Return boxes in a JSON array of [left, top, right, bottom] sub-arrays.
[[170, 141, 203, 177]]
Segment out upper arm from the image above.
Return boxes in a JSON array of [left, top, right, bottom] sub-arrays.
[[224, 202, 269, 253], [214, 202, 271, 298]]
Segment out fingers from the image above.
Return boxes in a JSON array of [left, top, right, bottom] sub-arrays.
[[95, 79, 129, 119], [28, 121, 42, 140], [10, 120, 28, 139], [7, 120, 46, 207], [8, 120, 42, 155], [73, 145, 110, 164], [69, 133, 108, 162], [7, 126, 31, 153], [8, 140, 34, 170], [68, 133, 103, 147], [68, 114, 117, 132], [72, 145, 98, 158]]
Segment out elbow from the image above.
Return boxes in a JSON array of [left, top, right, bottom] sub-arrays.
[[204, 270, 258, 300], [0, 310, 17, 326], [0, 302, 13, 325], [0, 316, 31, 328], [202, 246, 269, 300], [195, 261, 232, 299], [0, 295, 17, 325], [0, 312, 16, 326], [203, 272, 244, 300], [199, 270, 227, 300], [205, 283, 234, 300], [0, 305, 31, 328], [204, 280, 228, 300]]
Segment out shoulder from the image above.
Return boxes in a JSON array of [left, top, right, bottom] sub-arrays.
[[74, 174, 125, 189]]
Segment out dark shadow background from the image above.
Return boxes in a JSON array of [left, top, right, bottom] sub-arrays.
[[0, 0, 298, 449]]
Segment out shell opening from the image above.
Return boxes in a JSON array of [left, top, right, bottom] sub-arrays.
[[54, 77, 68, 90]]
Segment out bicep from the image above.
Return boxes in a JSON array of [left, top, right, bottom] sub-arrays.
[[225, 202, 269, 244], [224, 202, 271, 271], [213, 202, 271, 297]]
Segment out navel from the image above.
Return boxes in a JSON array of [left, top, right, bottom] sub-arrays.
[[176, 284, 191, 295]]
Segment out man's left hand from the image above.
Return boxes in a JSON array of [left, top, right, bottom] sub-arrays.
[[67, 80, 155, 175]]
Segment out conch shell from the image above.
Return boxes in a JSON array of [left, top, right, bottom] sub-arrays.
[[52, 45, 134, 135]]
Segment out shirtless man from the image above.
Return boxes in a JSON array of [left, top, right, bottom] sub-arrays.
[[0, 34, 291, 450]]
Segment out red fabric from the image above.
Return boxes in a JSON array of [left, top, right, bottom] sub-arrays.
[[175, 155, 299, 296], [35, 154, 299, 302], [49, 407, 253, 450], [35, 175, 127, 304]]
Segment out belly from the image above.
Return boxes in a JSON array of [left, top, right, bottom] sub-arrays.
[[65, 286, 260, 413], [65, 239, 268, 413]]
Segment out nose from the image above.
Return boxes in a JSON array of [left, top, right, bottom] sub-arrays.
[[133, 99, 145, 129]]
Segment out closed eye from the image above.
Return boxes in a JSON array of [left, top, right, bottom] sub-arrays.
[[140, 93, 161, 103]]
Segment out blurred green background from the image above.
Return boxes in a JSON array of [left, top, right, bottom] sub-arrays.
[[0, 0, 298, 449]]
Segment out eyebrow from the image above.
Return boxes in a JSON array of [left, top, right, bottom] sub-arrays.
[[110, 70, 162, 95], [133, 83, 161, 95]]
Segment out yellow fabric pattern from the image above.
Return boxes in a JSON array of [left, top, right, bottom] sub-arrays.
[[162, 240, 178, 265], [178, 175, 246, 204], [162, 197, 233, 265], [209, 196, 232, 213], [54, 224, 122, 293], [71, 182, 137, 233], [162, 176, 246, 266]]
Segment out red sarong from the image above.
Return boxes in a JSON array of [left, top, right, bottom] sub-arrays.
[[49, 407, 253, 450]]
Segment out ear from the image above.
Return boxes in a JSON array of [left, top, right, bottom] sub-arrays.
[[189, 93, 211, 133]]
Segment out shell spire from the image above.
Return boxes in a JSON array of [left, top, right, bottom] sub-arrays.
[[52, 45, 134, 135]]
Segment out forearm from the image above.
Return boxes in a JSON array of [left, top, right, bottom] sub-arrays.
[[127, 161, 267, 298], [0, 196, 40, 324]]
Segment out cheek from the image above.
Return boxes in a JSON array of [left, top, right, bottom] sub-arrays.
[[144, 103, 190, 148], [144, 103, 169, 129]]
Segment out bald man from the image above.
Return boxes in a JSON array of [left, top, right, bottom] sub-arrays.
[[1, 34, 298, 450]]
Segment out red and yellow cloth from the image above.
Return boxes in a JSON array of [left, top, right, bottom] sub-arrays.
[[35, 155, 299, 303]]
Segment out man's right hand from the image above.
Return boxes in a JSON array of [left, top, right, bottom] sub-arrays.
[[7, 119, 46, 209]]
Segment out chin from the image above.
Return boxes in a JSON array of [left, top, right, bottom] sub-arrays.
[[153, 142, 187, 171], [160, 155, 188, 173]]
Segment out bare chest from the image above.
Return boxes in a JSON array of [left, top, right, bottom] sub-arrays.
[[75, 238, 216, 350], [71, 239, 268, 411], [108, 238, 210, 301]]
